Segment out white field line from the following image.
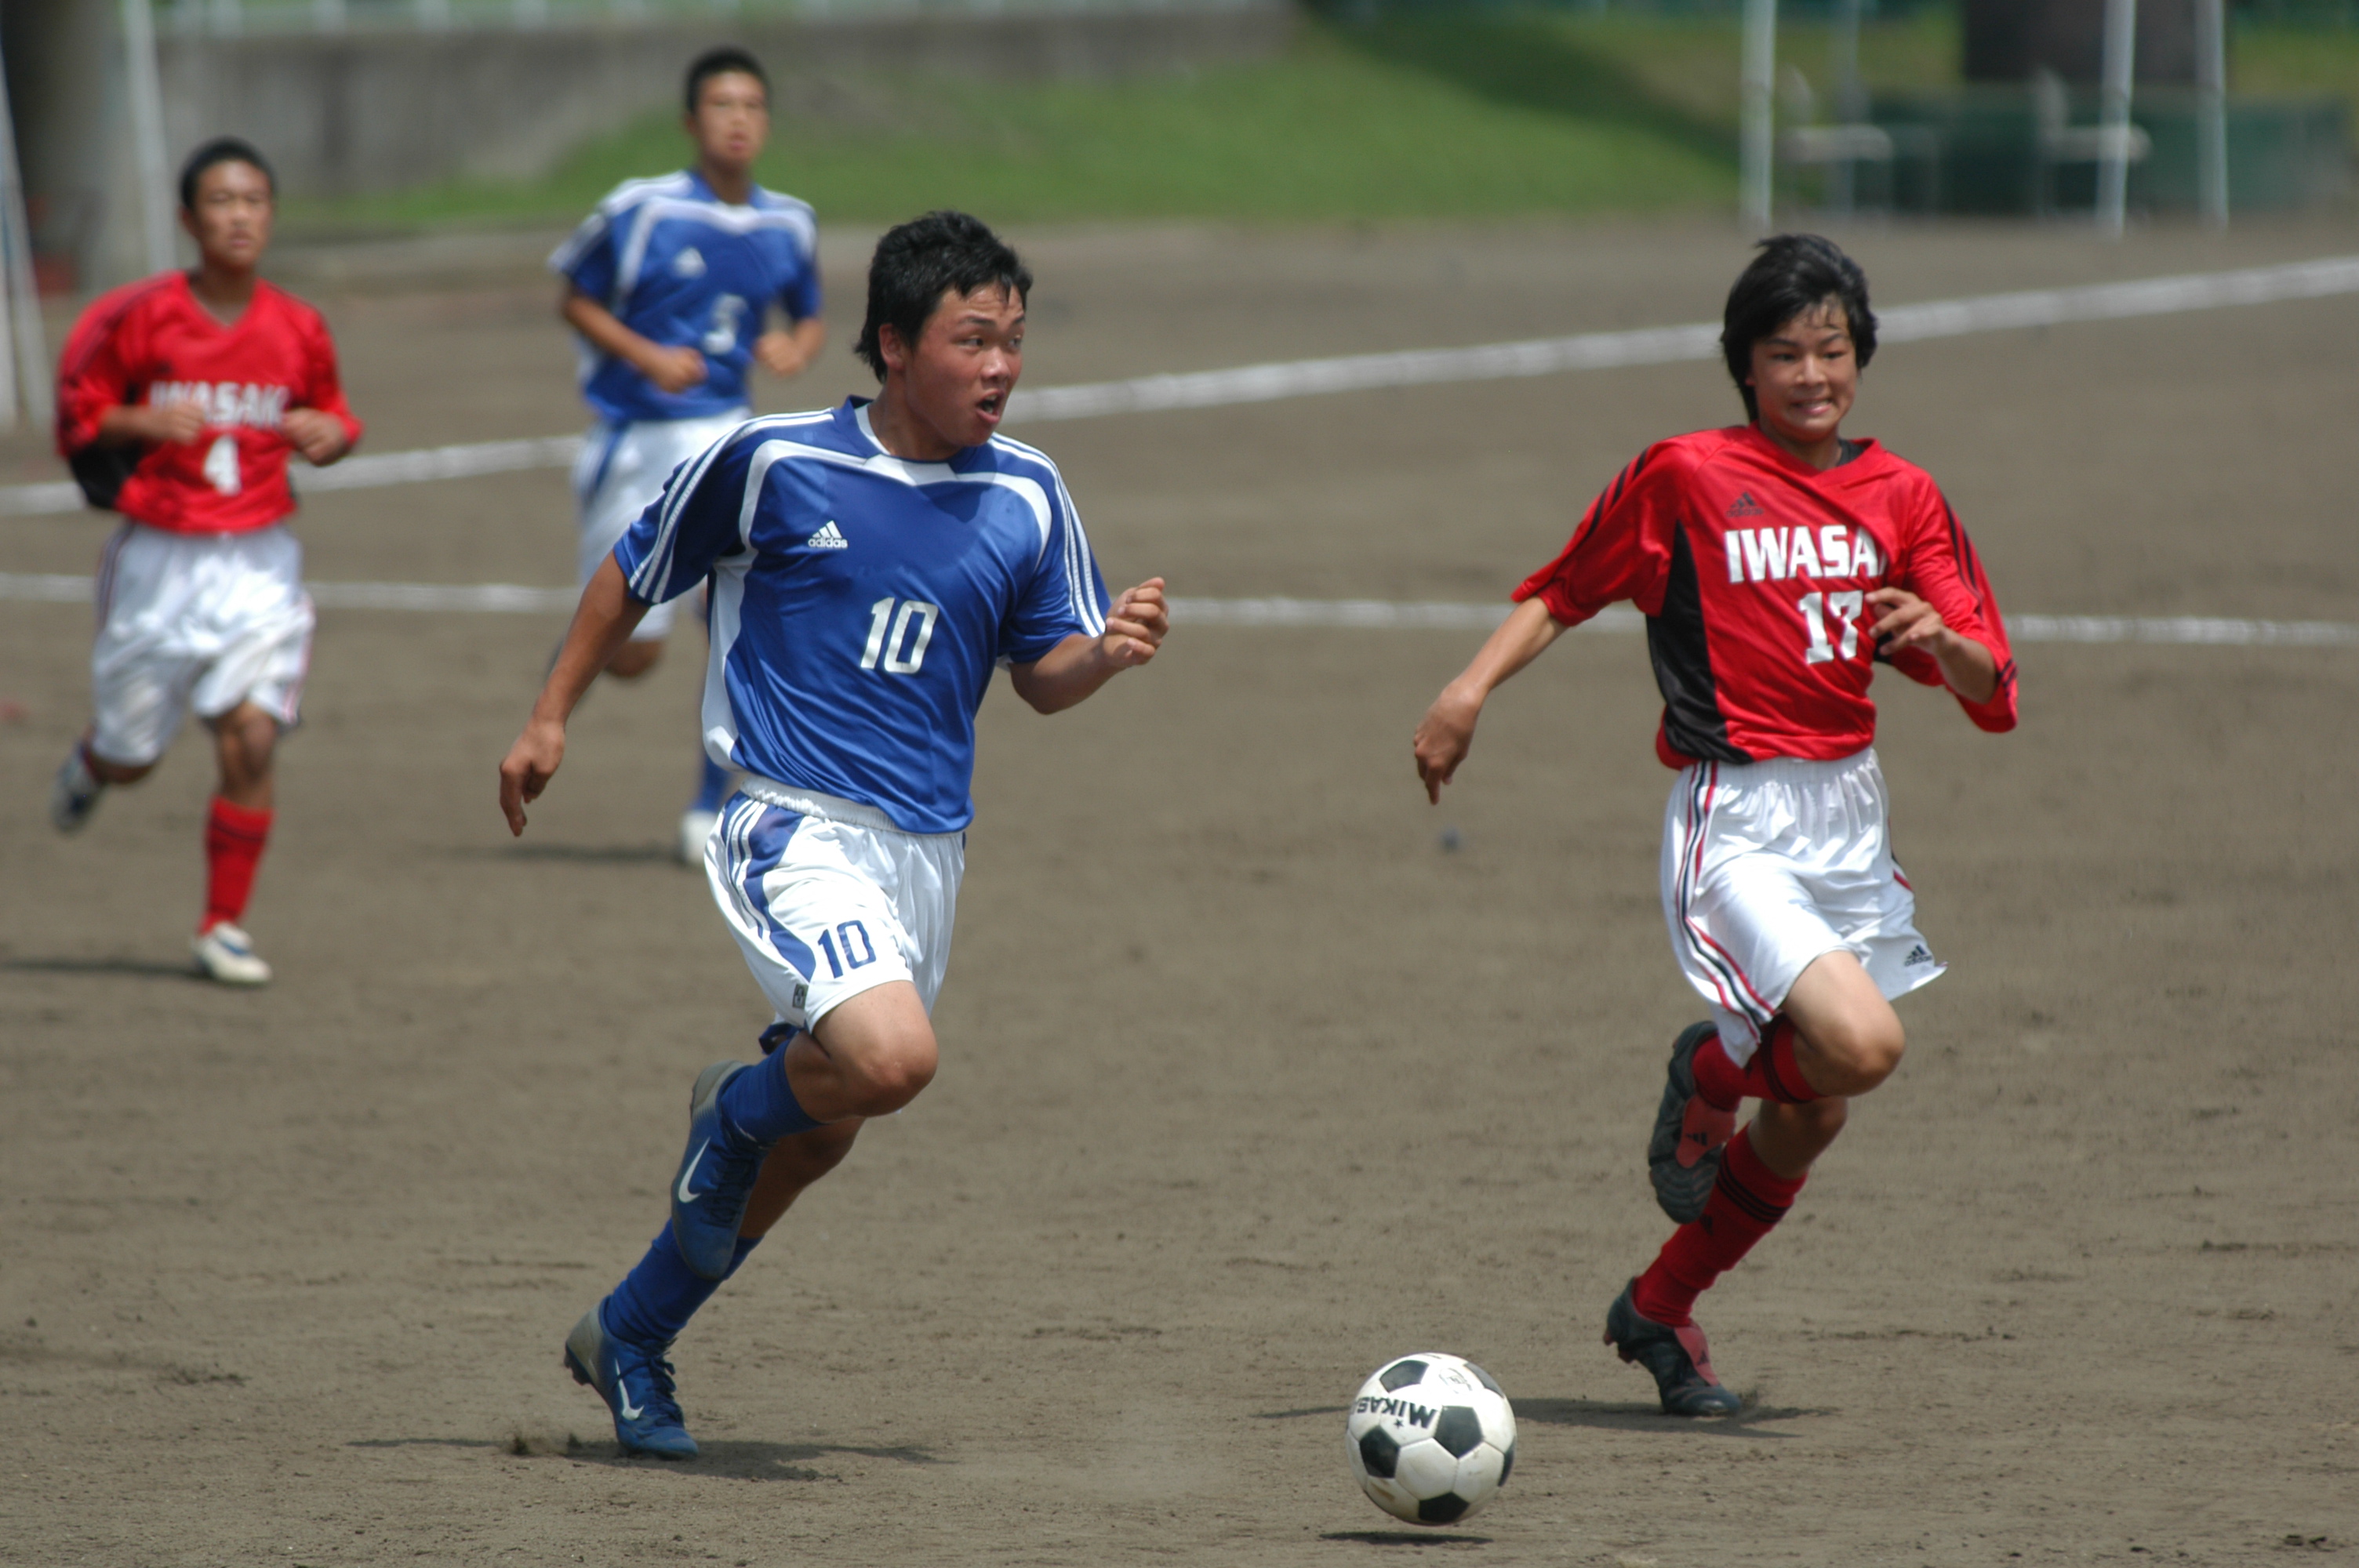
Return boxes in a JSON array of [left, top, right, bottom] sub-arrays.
[[2, 572, 2351, 647], [3, 254, 2354, 520]]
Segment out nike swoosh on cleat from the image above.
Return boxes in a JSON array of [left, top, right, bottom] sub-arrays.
[[676, 1141, 710, 1205], [614, 1359, 644, 1421]]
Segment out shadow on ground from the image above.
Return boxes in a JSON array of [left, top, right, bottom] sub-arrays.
[[1513, 1395, 1823, 1437]]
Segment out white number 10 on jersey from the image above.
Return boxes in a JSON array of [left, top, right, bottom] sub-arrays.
[[859, 597, 940, 674]]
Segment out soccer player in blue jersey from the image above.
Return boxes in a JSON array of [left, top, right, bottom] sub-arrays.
[[549, 45, 827, 862], [499, 210, 1167, 1459]]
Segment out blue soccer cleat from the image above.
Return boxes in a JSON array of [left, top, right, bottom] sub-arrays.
[[1605, 1279, 1744, 1418], [564, 1302, 698, 1459], [668, 1062, 772, 1280]]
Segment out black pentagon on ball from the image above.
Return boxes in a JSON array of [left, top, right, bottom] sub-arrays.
[[1433, 1406, 1484, 1458], [1417, 1492, 1472, 1525], [1499, 1440, 1515, 1485], [1358, 1425, 1402, 1479], [1467, 1360, 1503, 1396], [1379, 1359, 1427, 1392]]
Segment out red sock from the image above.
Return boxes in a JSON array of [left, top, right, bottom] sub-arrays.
[[1692, 1018, 1822, 1110], [202, 797, 272, 932], [1631, 1126, 1806, 1327]]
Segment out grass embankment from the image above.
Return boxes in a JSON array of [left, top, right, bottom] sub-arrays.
[[284, 10, 1964, 233]]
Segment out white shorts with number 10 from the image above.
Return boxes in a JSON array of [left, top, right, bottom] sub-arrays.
[[704, 778, 962, 1044], [1661, 746, 1946, 1067]]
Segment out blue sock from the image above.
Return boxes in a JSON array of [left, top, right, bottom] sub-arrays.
[[604, 1229, 764, 1347], [716, 1051, 823, 1144], [689, 751, 730, 815]]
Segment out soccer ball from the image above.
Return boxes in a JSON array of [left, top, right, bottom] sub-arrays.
[[1345, 1352, 1517, 1526]]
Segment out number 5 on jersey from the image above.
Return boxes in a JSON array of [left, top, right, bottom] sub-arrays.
[[860, 597, 940, 675]]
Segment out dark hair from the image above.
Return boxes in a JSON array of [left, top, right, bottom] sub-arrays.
[[855, 211, 1031, 382], [1721, 234, 1877, 422], [685, 46, 769, 113], [178, 137, 274, 212]]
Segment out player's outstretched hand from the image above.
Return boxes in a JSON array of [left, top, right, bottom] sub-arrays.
[[638, 344, 709, 395], [1412, 686, 1481, 805], [283, 408, 351, 466], [497, 719, 568, 837], [1866, 586, 1949, 652], [1102, 578, 1169, 668]]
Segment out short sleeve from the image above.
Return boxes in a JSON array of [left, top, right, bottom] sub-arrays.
[[1000, 470, 1109, 665], [1887, 486, 2017, 732], [611, 432, 750, 607], [1513, 441, 1688, 624], [298, 308, 364, 449], [550, 203, 621, 304], [778, 247, 822, 323], [54, 289, 145, 457]]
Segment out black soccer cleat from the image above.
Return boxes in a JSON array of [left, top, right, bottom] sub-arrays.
[[1604, 1279, 1743, 1418], [1648, 1022, 1736, 1225]]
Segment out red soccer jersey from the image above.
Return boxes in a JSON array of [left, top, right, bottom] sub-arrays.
[[1516, 425, 2016, 768], [55, 272, 362, 535]]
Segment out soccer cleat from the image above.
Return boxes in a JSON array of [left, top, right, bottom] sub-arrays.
[[669, 1062, 772, 1280], [563, 1303, 698, 1459], [1648, 1022, 1737, 1225], [1605, 1279, 1743, 1417], [49, 746, 104, 833], [191, 923, 272, 986], [676, 808, 719, 868]]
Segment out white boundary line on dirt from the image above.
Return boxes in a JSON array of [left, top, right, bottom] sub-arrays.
[[2, 572, 2351, 647], [3, 253, 2354, 519]]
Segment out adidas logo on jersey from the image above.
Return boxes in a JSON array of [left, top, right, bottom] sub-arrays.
[[805, 521, 849, 550], [1727, 492, 1765, 517], [674, 246, 706, 278]]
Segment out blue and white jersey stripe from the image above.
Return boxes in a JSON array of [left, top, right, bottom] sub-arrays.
[[612, 399, 1110, 834], [551, 169, 822, 425]]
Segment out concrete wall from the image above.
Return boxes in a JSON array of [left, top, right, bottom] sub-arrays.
[[5, 2, 1294, 289]]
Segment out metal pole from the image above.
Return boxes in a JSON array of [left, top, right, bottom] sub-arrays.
[[2095, 0, 2138, 238], [120, 0, 178, 275], [1740, 0, 1777, 230], [2194, 0, 2228, 228], [1830, 0, 1865, 214], [0, 37, 49, 431]]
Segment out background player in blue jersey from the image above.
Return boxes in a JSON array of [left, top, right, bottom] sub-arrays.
[[498, 211, 1167, 1459], [549, 45, 827, 862]]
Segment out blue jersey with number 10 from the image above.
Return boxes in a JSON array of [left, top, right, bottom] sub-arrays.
[[612, 400, 1110, 834], [551, 169, 821, 425]]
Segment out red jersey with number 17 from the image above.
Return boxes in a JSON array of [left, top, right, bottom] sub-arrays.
[[55, 272, 362, 535], [1515, 424, 2016, 769]]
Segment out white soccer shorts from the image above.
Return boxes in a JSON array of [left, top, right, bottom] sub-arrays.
[[704, 779, 963, 1046], [572, 408, 747, 642], [1660, 746, 1945, 1065], [88, 522, 314, 768]]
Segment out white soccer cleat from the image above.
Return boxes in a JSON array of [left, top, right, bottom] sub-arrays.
[[192, 923, 272, 986], [677, 809, 719, 868]]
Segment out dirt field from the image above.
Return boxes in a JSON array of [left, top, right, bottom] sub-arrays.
[[3, 215, 2356, 1567]]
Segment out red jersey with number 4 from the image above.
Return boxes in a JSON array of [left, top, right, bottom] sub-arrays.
[[1516, 425, 2016, 769], [54, 272, 362, 535]]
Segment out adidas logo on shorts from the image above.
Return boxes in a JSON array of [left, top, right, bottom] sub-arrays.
[[805, 521, 849, 550], [1903, 944, 1935, 967]]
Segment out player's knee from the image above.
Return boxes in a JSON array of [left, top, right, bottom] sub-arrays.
[[1814, 1013, 1905, 1094], [843, 1037, 936, 1116]]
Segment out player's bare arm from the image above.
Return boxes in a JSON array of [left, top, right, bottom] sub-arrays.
[[282, 408, 353, 466], [1412, 596, 1568, 804], [1866, 586, 1998, 703], [93, 401, 206, 447], [497, 557, 651, 834], [754, 316, 827, 379], [1008, 577, 1169, 713], [560, 288, 708, 394]]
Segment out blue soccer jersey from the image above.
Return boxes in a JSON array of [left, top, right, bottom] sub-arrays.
[[551, 170, 822, 425], [612, 400, 1110, 833]]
